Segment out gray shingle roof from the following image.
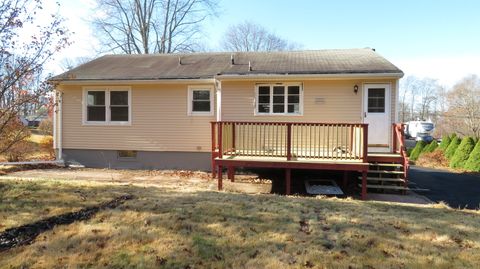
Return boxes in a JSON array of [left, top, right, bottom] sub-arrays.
[[51, 48, 403, 81]]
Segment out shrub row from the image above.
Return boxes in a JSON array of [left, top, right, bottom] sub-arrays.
[[410, 134, 480, 171]]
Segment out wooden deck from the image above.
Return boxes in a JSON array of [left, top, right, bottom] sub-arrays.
[[211, 121, 409, 200]]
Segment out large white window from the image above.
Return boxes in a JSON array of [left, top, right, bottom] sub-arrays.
[[188, 86, 214, 116], [255, 83, 302, 115], [83, 87, 131, 125]]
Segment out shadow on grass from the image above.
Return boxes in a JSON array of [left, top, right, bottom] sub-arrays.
[[0, 178, 479, 268]]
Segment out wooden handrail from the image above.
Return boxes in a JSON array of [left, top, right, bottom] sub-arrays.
[[213, 121, 368, 127], [363, 124, 369, 163], [212, 121, 368, 163], [392, 123, 409, 183]]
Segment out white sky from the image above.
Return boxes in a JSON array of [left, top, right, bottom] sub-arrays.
[[40, 0, 480, 88]]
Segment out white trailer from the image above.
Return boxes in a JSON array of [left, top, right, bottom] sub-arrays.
[[405, 120, 435, 140]]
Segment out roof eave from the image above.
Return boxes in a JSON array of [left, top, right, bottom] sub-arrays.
[[51, 78, 216, 86], [215, 72, 404, 81]]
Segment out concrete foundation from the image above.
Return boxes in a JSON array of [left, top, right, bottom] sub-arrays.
[[62, 149, 211, 171]]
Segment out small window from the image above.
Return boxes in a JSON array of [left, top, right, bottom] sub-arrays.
[[87, 91, 106, 121], [188, 86, 213, 116], [256, 84, 302, 115], [110, 91, 129, 121], [118, 150, 137, 159], [257, 86, 270, 113], [368, 88, 385, 113], [287, 86, 300, 113], [84, 87, 131, 125]]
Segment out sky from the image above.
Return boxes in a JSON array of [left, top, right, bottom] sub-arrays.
[[47, 0, 480, 87]]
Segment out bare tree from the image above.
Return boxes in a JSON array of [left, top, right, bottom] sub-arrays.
[[445, 75, 480, 138], [221, 21, 300, 52], [92, 0, 218, 54], [399, 76, 440, 122], [399, 76, 415, 122], [415, 78, 439, 120], [0, 0, 70, 154]]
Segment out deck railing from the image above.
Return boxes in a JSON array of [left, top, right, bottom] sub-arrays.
[[211, 121, 369, 163], [392, 123, 409, 181]]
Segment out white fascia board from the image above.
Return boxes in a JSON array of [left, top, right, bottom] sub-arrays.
[[215, 73, 404, 81], [55, 78, 216, 86]]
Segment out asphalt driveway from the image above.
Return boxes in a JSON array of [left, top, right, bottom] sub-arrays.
[[409, 166, 480, 209]]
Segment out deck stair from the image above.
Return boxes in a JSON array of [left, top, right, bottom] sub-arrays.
[[358, 162, 409, 193]]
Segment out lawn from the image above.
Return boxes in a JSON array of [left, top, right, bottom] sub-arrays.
[[0, 168, 479, 268]]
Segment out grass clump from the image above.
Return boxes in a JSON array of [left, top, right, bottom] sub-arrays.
[[445, 136, 461, 160], [438, 134, 452, 151], [409, 141, 427, 161], [450, 137, 476, 168], [465, 140, 480, 172], [423, 141, 438, 153], [193, 235, 221, 260]]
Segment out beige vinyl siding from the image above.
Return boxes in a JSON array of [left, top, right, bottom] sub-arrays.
[[221, 79, 397, 123], [58, 78, 399, 153], [60, 84, 215, 152], [221, 79, 398, 148]]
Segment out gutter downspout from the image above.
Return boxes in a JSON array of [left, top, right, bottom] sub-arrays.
[[57, 90, 63, 161]]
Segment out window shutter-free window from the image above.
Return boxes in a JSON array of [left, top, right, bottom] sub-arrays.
[[87, 91, 106, 121], [256, 84, 302, 115], [287, 86, 300, 113], [192, 90, 211, 112], [257, 86, 270, 113], [188, 86, 213, 116], [273, 86, 285, 113], [84, 87, 131, 125], [110, 91, 129, 121]]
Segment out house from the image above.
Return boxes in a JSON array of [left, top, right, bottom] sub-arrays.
[[50, 48, 408, 199]]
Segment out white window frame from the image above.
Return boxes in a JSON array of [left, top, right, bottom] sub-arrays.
[[254, 83, 303, 116], [82, 86, 132, 125], [187, 85, 214, 116]]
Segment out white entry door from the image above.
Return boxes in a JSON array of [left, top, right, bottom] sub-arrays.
[[363, 84, 390, 152]]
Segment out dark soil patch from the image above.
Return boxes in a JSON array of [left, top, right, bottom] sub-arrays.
[[0, 194, 134, 252], [0, 164, 61, 175]]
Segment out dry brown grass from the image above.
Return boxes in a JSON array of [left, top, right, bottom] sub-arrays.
[[0, 132, 54, 162], [1, 168, 480, 268], [0, 179, 127, 232]]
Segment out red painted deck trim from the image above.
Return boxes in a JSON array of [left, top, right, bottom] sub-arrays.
[[214, 158, 369, 171]]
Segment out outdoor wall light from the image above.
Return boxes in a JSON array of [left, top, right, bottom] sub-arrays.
[[354, 84, 359, 94]]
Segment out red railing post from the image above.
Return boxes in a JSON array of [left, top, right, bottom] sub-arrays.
[[218, 122, 223, 159], [231, 122, 236, 152], [211, 122, 217, 178], [286, 123, 292, 161], [392, 124, 397, 153], [362, 124, 368, 163]]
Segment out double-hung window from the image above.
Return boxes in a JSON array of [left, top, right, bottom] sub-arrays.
[[84, 87, 131, 124], [188, 86, 214, 116], [256, 83, 302, 115]]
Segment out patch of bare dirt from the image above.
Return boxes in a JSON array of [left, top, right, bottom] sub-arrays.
[[1, 167, 273, 194]]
